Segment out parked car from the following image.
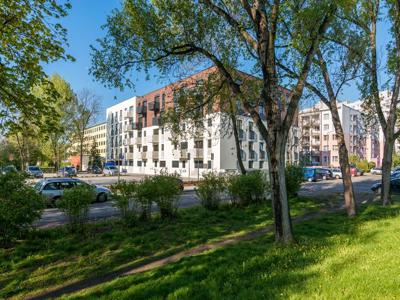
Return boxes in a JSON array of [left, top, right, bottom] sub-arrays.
[[350, 166, 358, 176], [371, 167, 382, 175], [357, 168, 365, 176], [103, 166, 119, 176], [391, 171, 400, 180], [57, 167, 77, 177], [331, 168, 342, 179], [34, 178, 110, 205], [371, 178, 400, 195], [89, 165, 103, 174], [303, 168, 323, 182], [26, 166, 44, 178], [316, 168, 333, 180], [0, 165, 18, 175]]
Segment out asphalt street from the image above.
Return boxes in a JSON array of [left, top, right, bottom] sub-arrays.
[[36, 174, 382, 228]]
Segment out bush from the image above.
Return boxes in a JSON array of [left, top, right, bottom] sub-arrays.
[[135, 177, 155, 221], [0, 173, 44, 247], [57, 185, 94, 232], [110, 181, 137, 225], [196, 172, 225, 210], [285, 164, 304, 197], [152, 174, 182, 219], [227, 171, 268, 206]]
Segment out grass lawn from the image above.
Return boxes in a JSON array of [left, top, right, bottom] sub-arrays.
[[62, 202, 400, 300], [0, 196, 322, 300]]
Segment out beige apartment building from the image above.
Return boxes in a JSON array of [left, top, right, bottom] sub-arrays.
[[298, 101, 380, 167]]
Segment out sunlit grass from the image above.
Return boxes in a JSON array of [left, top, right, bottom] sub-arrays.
[[0, 196, 320, 299]]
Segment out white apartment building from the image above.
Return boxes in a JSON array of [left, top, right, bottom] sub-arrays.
[[106, 99, 270, 178], [298, 101, 380, 167]]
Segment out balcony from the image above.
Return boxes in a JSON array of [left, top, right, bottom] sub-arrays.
[[137, 104, 147, 115], [141, 152, 147, 160], [136, 136, 142, 145], [152, 117, 162, 126], [152, 134, 159, 143], [180, 149, 189, 161], [238, 128, 246, 140], [260, 150, 266, 160], [249, 130, 257, 141], [250, 150, 258, 160], [123, 138, 132, 146], [152, 151, 159, 160], [148, 101, 160, 112], [126, 152, 134, 159], [124, 110, 134, 118], [194, 148, 204, 159]]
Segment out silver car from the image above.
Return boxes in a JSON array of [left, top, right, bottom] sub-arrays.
[[331, 168, 342, 179], [34, 178, 110, 206]]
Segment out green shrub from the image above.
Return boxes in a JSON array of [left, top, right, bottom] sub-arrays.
[[285, 164, 304, 197], [227, 171, 268, 206], [135, 177, 155, 221], [110, 181, 137, 225], [196, 172, 225, 210], [0, 173, 44, 247], [152, 174, 182, 219], [57, 185, 94, 232]]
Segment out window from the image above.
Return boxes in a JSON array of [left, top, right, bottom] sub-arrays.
[[323, 135, 329, 141], [248, 161, 253, 169], [207, 160, 212, 169], [207, 118, 212, 127], [181, 141, 188, 149], [143, 146, 147, 152], [194, 140, 203, 148], [323, 124, 329, 130], [323, 113, 329, 120], [324, 156, 328, 163], [208, 139, 212, 148], [172, 161, 179, 168], [333, 156, 338, 162], [59, 181, 75, 189], [332, 134, 337, 140], [323, 145, 329, 151], [333, 145, 338, 151], [161, 144, 164, 151], [259, 161, 264, 169], [182, 161, 186, 168], [154, 160, 158, 167], [160, 161, 166, 167], [162, 94, 166, 110], [194, 160, 203, 168], [137, 161, 142, 167], [43, 182, 58, 190]]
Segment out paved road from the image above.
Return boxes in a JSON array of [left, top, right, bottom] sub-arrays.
[[36, 174, 382, 228]]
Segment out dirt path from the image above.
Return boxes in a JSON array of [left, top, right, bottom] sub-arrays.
[[27, 206, 343, 300]]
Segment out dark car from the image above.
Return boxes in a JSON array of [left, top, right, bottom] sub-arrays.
[[26, 166, 44, 178], [371, 178, 400, 195], [303, 168, 323, 182], [57, 167, 77, 177], [90, 166, 103, 174], [316, 168, 333, 180], [1, 165, 18, 175]]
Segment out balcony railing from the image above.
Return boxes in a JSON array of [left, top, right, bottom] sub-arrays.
[[238, 128, 246, 140], [152, 117, 162, 126], [148, 101, 160, 112], [152, 151, 159, 160], [124, 110, 134, 118], [249, 130, 257, 141], [136, 137, 142, 144], [141, 152, 147, 160], [180, 149, 189, 160], [152, 134, 159, 143], [137, 105, 147, 115], [126, 152, 134, 159], [194, 148, 203, 159]]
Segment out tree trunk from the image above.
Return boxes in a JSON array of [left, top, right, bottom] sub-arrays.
[[268, 137, 295, 244], [330, 106, 356, 216], [229, 112, 246, 174], [381, 139, 394, 205]]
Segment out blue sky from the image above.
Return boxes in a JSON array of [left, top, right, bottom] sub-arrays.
[[44, 1, 391, 122]]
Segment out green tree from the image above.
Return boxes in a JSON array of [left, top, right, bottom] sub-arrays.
[[0, 1, 73, 128], [88, 138, 102, 169], [91, 0, 339, 244], [70, 89, 100, 171]]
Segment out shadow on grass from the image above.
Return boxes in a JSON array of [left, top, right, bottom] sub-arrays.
[[64, 202, 400, 300]]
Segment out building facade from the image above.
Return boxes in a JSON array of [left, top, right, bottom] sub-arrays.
[[105, 68, 299, 177], [298, 101, 380, 167], [69, 122, 107, 170]]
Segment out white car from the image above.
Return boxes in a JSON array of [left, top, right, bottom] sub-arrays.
[[371, 167, 382, 175], [103, 166, 119, 176], [331, 168, 342, 179]]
